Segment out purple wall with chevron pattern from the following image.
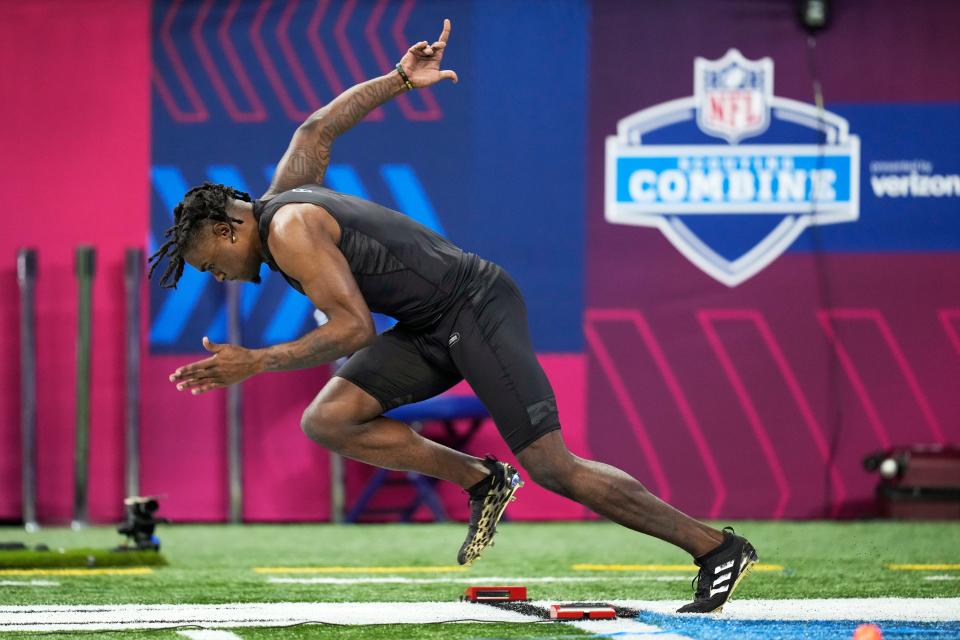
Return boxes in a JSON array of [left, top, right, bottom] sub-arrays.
[[585, 0, 960, 518]]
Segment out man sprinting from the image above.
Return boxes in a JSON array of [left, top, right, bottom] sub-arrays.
[[149, 19, 757, 613]]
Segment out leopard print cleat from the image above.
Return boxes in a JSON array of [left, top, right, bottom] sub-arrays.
[[456, 458, 523, 566]]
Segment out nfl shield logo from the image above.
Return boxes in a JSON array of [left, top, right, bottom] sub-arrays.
[[604, 48, 860, 287], [695, 49, 773, 144]]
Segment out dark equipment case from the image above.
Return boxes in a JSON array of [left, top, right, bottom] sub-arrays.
[[864, 444, 960, 519]]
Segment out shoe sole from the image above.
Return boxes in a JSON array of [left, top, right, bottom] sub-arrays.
[[712, 544, 759, 614], [458, 474, 523, 566]]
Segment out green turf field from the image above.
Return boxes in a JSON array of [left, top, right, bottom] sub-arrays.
[[1, 520, 958, 639]]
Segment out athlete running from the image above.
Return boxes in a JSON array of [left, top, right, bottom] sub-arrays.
[[149, 19, 757, 613]]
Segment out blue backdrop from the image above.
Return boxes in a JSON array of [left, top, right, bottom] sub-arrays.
[[150, 0, 588, 354]]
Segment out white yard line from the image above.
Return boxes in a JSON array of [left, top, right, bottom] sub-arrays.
[[0, 598, 957, 632], [0, 601, 535, 632], [267, 575, 688, 585], [0, 580, 58, 587]]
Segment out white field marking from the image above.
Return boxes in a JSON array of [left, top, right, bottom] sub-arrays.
[[1, 598, 957, 632], [605, 598, 960, 622], [924, 575, 960, 581], [0, 601, 537, 632], [266, 575, 690, 585], [0, 580, 58, 587], [253, 566, 466, 574], [178, 632, 243, 640]]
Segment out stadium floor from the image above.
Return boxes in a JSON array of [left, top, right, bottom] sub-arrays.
[[0, 521, 957, 638]]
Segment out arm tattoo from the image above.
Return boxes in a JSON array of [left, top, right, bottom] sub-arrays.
[[305, 73, 404, 138], [257, 325, 358, 372], [264, 143, 328, 197], [267, 73, 404, 196]]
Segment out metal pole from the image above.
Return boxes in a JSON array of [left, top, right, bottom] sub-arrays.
[[226, 281, 243, 523], [17, 248, 38, 532], [124, 248, 143, 499], [329, 354, 347, 524], [73, 245, 95, 529], [330, 453, 345, 524]]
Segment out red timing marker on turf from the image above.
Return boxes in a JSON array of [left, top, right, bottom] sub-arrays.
[[549, 604, 617, 620], [463, 586, 527, 602]]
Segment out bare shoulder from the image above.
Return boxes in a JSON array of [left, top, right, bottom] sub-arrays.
[[269, 202, 341, 247], [266, 203, 343, 278]]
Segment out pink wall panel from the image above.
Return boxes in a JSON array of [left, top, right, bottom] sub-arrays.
[[0, 0, 151, 522], [241, 367, 333, 522], [584, 252, 960, 519], [340, 354, 592, 522]]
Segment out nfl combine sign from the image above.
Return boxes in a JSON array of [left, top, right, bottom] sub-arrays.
[[605, 49, 860, 286]]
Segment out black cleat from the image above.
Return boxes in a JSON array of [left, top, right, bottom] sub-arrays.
[[677, 527, 758, 614], [457, 457, 523, 566]]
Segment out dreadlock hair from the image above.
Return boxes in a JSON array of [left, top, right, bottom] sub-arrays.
[[148, 182, 252, 288]]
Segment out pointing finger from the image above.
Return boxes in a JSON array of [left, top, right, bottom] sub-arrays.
[[438, 18, 451, 44]]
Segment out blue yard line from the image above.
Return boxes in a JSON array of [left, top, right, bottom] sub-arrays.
[[636, 611, 960, 640], [150, 166, 208, 345], [380, 164, 445, 234]]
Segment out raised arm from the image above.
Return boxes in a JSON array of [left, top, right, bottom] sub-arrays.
[[262, 18, 459, 199]]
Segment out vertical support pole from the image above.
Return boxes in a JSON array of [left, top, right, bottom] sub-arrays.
[[73, 245, 95, 529], [330, 452, 345, 524], [124, 248, 143, 499], [226, 281, 243, 523], [17, 248, 38, 532], [329, 353, 347, 524]]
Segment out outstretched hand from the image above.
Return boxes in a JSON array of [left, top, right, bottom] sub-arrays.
[[169, 336, 263, 395], [399, 18, 458, 88]]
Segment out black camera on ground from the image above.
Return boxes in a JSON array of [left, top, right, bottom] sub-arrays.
[[116, 496, 168, 551]]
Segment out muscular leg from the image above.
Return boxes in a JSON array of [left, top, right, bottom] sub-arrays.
[[447, 270, 724, 559], [518, 431, 722, 557], [301, 376, 489, 490]]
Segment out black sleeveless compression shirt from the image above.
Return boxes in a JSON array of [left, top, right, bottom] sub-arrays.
[[252, 185, 499, 331]]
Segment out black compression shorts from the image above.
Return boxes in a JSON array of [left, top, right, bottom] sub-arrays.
[[334, 267, 560, 454]]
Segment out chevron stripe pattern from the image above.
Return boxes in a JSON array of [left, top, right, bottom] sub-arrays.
[[152, 0, 442, 123], [150, 0, 456, 353]]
